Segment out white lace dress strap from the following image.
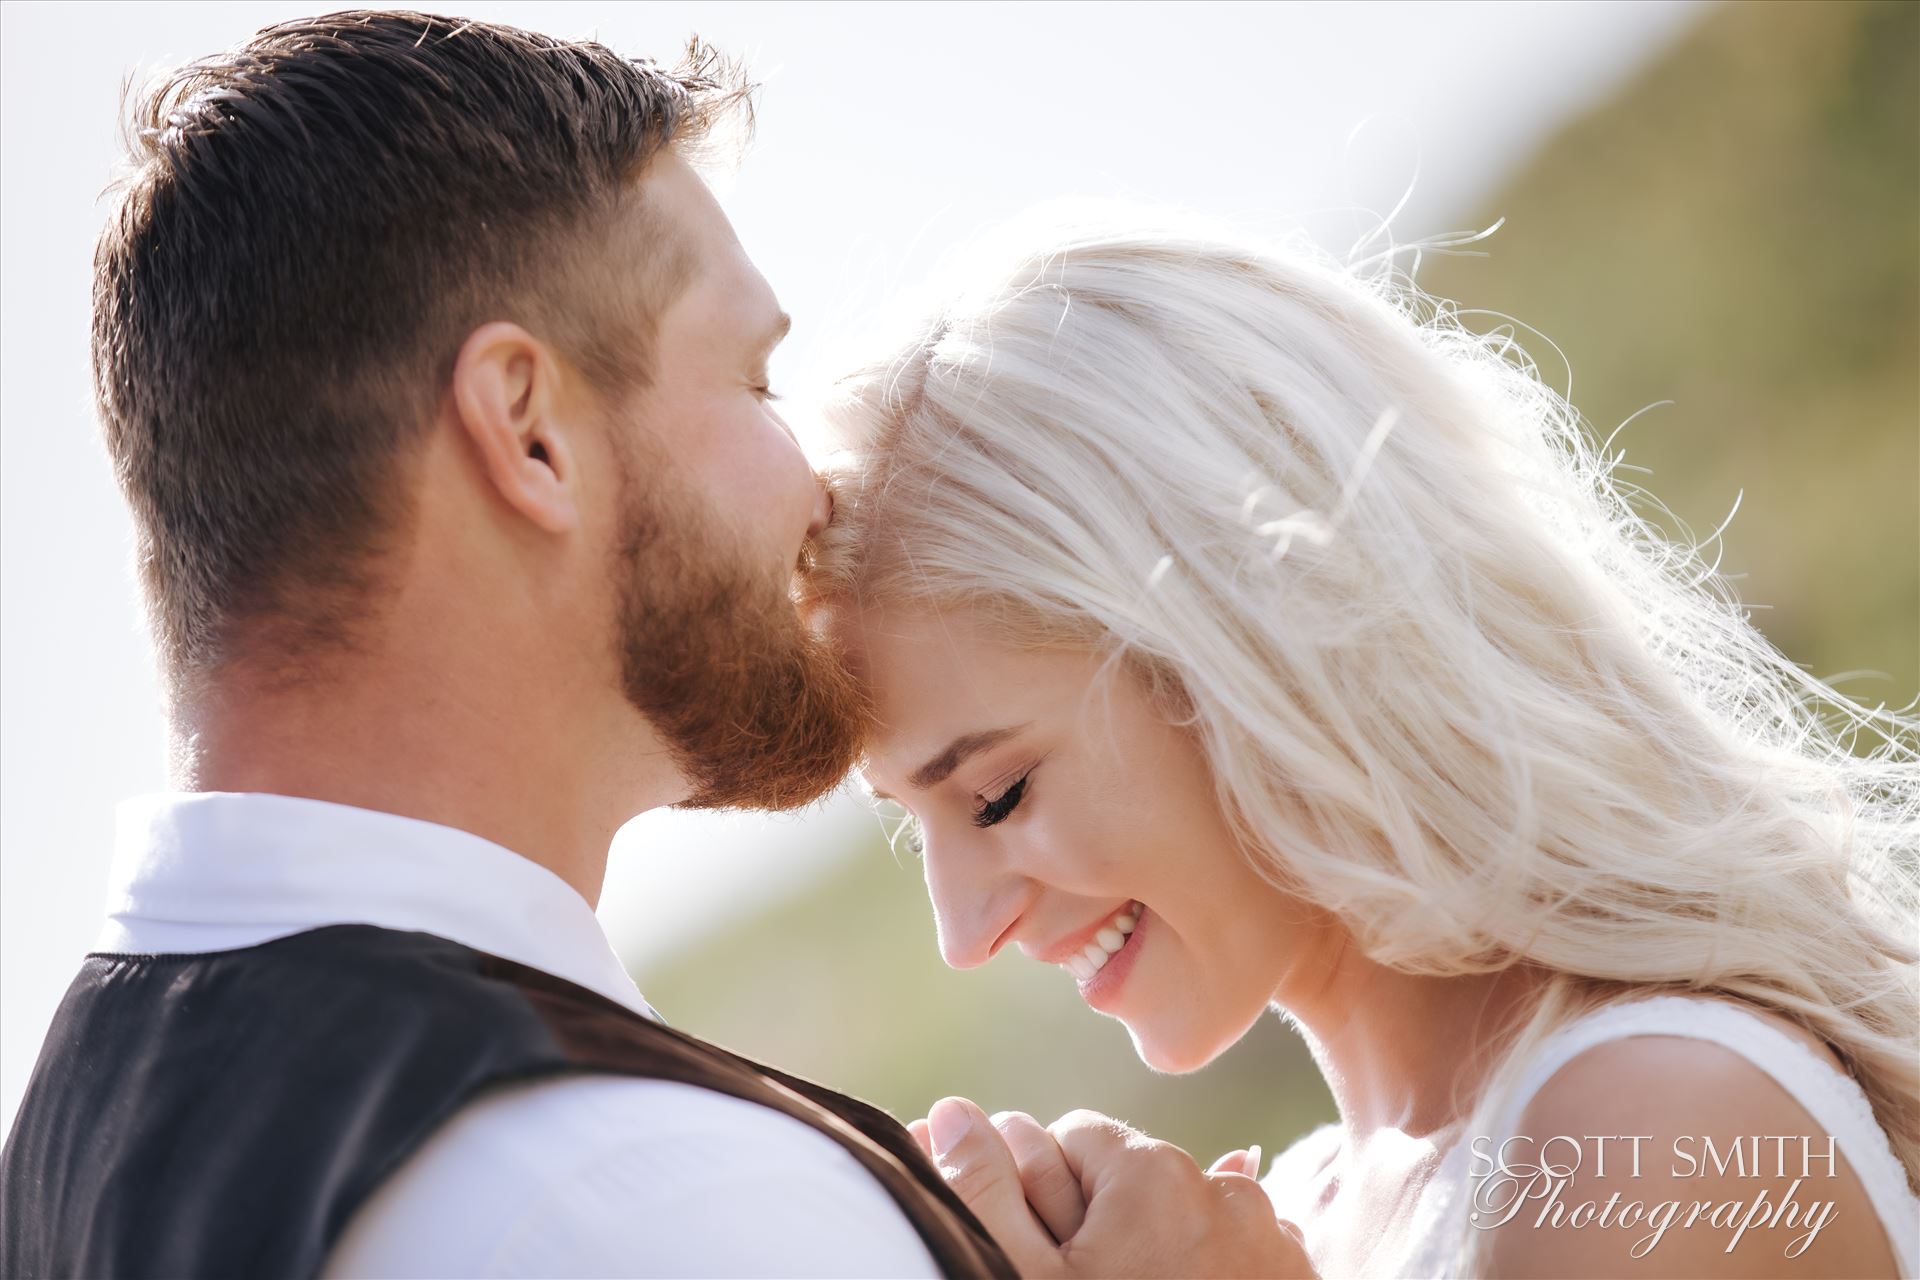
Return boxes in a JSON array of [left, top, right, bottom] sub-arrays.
[[1488, 995, 1919, 1277]]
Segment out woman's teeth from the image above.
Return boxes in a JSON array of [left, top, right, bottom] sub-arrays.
[[1065, 903, 1140, 981]]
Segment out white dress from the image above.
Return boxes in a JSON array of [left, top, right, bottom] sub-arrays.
[[1262, 996, 1920, 1278]]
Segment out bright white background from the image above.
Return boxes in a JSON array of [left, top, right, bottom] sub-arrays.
[[0, 0, 1702, 1137]]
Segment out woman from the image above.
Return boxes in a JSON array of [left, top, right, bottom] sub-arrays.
[[799, 214, 1919, 1277]]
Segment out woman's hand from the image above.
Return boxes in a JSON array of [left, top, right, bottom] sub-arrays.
[[913, 1097, 1314, 1279], [913, 1107, 1093, 1243]]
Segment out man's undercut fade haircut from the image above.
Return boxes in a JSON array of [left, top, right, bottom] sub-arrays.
[[93, 10, 752, 684]]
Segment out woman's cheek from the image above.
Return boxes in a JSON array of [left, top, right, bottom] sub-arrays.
[[1025, 787, 1135, 894]]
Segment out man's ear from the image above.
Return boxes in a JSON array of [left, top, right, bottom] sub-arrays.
[[449, 321, 580, 535]]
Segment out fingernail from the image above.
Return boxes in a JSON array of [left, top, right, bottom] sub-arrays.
[[928, 1099, 974, 1158], [1246, 1144, 1263, 1176]]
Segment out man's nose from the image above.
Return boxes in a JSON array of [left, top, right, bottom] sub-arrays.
[[805, 480, 834, 541]]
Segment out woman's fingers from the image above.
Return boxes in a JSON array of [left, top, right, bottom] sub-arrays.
[[1207, 1143, 1263, 1179], [1047, 1108, 1158, 1203], [921, 1100, 1301, 1276], [907, 1117, 933, 1159], [993, 1110, 1087, 1242], [926, 1097, 1060, 1273], [1208, 1148, 1249, 1176], [1045, 1110, 1315, 1278]]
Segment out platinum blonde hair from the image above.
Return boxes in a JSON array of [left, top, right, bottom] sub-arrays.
[[803, 213, 1920, 1220]]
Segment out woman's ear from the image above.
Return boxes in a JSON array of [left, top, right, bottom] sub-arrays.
[[449, 321, 580, 535]]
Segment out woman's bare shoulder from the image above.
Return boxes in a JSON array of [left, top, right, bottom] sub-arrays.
[[1481, 1014, 1896, 1278]]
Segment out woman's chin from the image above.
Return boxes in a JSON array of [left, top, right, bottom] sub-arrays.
[[1126, 1023, 1232, 1076], [1125, 1005, 1272, 1075]]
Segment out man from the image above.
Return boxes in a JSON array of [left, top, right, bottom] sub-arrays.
[[0, 12, 1290, 1278], [2, 12, 992, 1275]]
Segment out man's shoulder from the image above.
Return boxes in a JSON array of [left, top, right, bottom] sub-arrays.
[[419, 1071, 878, 1168], [323, 1073, 941, 1278]]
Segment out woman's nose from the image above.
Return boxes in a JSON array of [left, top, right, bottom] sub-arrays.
[[922, 830, 1028, 970]]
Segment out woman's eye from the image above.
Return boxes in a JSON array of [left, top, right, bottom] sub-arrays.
[[753, 384, 782, 402], [972, 773, 1030, 829]]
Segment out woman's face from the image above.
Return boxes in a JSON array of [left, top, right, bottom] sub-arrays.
[[836, 604, 1335, 1073]]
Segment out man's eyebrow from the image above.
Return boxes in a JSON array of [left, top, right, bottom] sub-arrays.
[[908, 724, 1031, 790]]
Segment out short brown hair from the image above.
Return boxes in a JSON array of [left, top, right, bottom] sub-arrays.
[[92, 10, 750, 681]]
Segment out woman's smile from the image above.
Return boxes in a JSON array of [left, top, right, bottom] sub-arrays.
[[1074, 902, 1147, 1012], [1022, 899, 1144, 1003]]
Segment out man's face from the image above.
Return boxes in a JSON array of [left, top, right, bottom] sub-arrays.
[[602, 154, 864, 810], [623, 154, 823, 596]]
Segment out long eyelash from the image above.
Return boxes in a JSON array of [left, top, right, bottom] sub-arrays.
[[972, 772, 1030, 829], [756, 385, 782, 402]]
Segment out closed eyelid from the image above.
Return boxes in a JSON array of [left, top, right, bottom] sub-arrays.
[[978, 764, 1031, 799], [970, 768, 1032, 829]]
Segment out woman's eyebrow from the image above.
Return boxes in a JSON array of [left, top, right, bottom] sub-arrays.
[[909, 724, 1030, 789]]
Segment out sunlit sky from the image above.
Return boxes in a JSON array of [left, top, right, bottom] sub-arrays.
[[0, 0, 1701, 1135]]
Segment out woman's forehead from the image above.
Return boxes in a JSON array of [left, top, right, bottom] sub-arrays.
[[843, 607, 1113, 780]]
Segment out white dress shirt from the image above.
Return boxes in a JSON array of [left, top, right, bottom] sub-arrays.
[[98, 792, 938, 1279]]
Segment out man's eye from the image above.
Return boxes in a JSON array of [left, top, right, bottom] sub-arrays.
[[972, 772, 1031, 829]]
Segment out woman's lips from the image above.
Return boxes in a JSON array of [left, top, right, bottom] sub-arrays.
[[1079, 904, 1147, 1011], [1026, 900, 1140, 968]]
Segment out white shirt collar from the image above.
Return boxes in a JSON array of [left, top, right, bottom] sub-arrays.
[[97, 791, 657, 1020]]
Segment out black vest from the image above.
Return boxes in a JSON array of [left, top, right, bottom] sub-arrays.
[[0, 925, 1017, 1279]]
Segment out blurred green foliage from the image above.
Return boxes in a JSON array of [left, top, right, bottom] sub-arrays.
[[631, 1, 1917, 1164], [1422, 0, 1918, 712]]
